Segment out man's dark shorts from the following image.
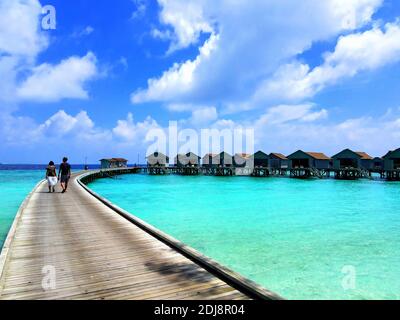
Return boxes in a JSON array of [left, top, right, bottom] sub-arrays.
[[61, 175, 70, 183]]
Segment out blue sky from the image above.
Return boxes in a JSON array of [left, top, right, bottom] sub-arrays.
[[1, 0, 400, 163]]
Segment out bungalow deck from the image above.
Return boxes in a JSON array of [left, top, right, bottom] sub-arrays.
[[381, 169, 400, 181], [332, 168, 372, 180]]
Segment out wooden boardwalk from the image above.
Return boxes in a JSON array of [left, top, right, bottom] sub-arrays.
[[0, 173, 274, 300]]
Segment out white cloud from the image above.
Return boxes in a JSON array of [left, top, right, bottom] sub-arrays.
[[131, 0, 384, 111], [113, 112, 160, 142], [0, 109, 124, 163], [132, 33, 218, 103], [37, 110, 94, 136], [85, 26, 95, 35], [189, 106, 218, 125], [0, 112, 40, 144], [1, 110, 160, 155], [17, 52, 99, 102], [258, 21, 400, 101], [0, 0, 48, 58], [151, 28, 173, 42], [211, 119, 237, 131], [0, 0, 48, 105], [0, 1, 101, 106], [119, 56, 128, 70], [72, 26, 94, 38], [0, 109, 111, 147], [329, 0, 383, 29], [0, 56, 19, 103], [131, 0, 147, 19], [156, 0, 213, 52], [256, 104, 328, 125], [301, 109, 329, 122], [166, 103, 194, 112]]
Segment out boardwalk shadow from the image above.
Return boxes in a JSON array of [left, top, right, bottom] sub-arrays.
[[145, 261, 215, 284]]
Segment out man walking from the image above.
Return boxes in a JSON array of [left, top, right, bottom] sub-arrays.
[[58, 157, 71, 193]]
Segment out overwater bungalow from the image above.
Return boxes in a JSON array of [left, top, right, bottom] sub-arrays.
[[146, 152, 169, 167], [100, 158, 128, 169], [213, 152, 234, 167], [234, 153, 252, 168], [287, 151, 331, 169], [331, 149, 373, 179], [174, 152, 201, 167], [332, 149, 373, 170], [358, 152, 373, 170], [251, 151, 270, 177], [173, 152, 201, 175], [269, 153, 289, 169], [202, 153, 218, 168], [253, 151, 269, 167], [372, 157, 384, 171], [383, 148, 400, 170], [209, 152, 234, 176], [287, 150, 331, 178], [382, 148, 400, 180]]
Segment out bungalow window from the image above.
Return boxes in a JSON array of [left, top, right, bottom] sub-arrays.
[[270, 159, 279, 168], [373, 161, 382, 168], [340, 159, 357, 168], [292, 159, 309, 168]]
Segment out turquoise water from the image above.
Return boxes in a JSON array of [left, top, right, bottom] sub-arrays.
[[0, 171, 43, 249], [89, 174, 400, 300]]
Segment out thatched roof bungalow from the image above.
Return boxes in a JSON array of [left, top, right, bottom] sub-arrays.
[[287, 150, 331, 169], [146, 152, 169, 167], [332, 149, 373, 170]]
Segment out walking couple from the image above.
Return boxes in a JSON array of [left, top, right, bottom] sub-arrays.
[[45, 157, 71, 193]]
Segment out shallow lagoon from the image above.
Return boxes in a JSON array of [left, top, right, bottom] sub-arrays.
[[0, 170, 43, 248]]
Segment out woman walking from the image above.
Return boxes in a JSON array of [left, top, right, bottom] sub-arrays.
[[46, 161, 58, 193]]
